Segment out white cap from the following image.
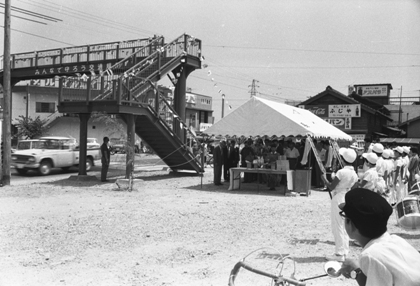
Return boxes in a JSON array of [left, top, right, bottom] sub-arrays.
[[402, 146, 410, 154], [339, 147, 357, 163], [362, 152, 378, 164], [393, 146, 403, 154], [349, 142, 363, 150], [382, 149, 390, 159], [372, 143, 384, 153]]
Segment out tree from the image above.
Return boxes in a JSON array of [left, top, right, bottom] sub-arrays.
[[14, 115, 49, 139]]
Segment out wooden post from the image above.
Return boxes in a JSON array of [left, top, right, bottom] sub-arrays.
[[1, 0, 12, 185], [86, 76, 92, 104], [78, 113, 90, 176], [126, 114, 135, 180], [58, 77, 64, 103]]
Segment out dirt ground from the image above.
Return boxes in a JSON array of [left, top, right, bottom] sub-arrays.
[[1, 162, 420, 286]]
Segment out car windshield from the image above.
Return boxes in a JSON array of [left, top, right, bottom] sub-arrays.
[[17, 141, 32, 150], [17, 140, 47, 150]]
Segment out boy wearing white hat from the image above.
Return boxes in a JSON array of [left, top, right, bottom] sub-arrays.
[[352, 153, 379, 192], [392, 146, 405, 203], [321, 148, 359, 262]]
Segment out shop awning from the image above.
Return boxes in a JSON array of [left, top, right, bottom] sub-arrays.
[[383, 125, 403, 132], [380, 138, 420, 144]]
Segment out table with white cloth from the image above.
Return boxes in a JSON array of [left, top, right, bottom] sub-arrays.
[[228, 167, 287, 191]]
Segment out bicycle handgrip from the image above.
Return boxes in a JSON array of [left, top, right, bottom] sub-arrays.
[[228, 261, 306, 286]]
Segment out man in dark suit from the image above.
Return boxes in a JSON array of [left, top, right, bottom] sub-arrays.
[[225, 139, 240, 182], [222, 140, 230, 182], [213, 140, 226, 185]]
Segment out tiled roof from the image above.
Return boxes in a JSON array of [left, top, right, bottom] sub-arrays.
[[300, 86, 392, 120]]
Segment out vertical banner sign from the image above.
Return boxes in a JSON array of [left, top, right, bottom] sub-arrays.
[[307, 136, 326, 174], [344, 117, 351, 129]]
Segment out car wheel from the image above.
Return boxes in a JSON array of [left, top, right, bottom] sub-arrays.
[[86, 158, 93, 171], [16, 168, 28, 175], [38, 160, 52, 175]]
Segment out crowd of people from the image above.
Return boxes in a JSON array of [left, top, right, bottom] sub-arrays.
[[208, 137, 304, 190], [321, 140, 420, 285], [194, 135, 420, 285]]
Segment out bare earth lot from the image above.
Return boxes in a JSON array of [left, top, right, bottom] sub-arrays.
[[1, 165, 419, 286]]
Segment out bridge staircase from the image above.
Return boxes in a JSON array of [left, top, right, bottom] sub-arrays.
[[2, 34, 204, 173]]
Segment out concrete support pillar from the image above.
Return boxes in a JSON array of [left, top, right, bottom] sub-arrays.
[[126, 114, 136, 179], [78, 113, 90, 175]]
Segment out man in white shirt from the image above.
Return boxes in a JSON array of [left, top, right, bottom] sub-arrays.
[[339, 188, 420, 286]]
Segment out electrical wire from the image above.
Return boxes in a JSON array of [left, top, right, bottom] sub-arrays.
[[206, 44, 420, 57], [0, 25, 74, 45], [0, 11, 48, 25]]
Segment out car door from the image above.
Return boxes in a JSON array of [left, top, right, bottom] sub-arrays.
[[55, 139, 75, 167]]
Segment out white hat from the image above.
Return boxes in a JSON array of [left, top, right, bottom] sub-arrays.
[[372, 143, 384, 153], [362, 152, 378, 164], [402, 146, 410, 154], [382, 149, 390, 159], [389, 150, 395, 158], [339, 147, 357, 163], [393, 146, 403, 154], [349, 142, 362, 150]]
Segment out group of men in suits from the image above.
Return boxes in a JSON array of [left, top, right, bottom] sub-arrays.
[[213, 139, 240, 185]]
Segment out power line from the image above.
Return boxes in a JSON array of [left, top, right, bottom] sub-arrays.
[[16, 0, 159, 37], [0, 25, 74, 45], [0, 3, 62, 22], [206, 44, 420, 57], [0, 11, 47, 25], [210, 64, 420, 70]]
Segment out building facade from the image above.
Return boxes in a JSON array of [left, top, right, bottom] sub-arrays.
[[299, 86, 393, 145]]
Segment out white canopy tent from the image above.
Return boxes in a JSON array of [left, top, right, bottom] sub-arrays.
[[204, 97, 352, 141]]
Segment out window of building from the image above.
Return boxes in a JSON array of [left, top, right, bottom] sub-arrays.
[[36, 102, 55, 113]]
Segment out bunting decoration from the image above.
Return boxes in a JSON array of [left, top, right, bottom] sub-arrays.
[[201, 56, 234, 113]]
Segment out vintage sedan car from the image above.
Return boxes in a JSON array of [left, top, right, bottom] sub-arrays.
[[11, 136, 100, 175]]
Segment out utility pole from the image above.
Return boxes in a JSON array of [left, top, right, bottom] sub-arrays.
[[248, 79, 259, 97], [221, 94, 225, 118], [1, 0, 12, 186], [398, 86, 403, 125]]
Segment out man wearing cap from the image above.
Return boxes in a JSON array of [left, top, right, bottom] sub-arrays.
[[339, 188, 420, 285], [321, 148, 359, 262]]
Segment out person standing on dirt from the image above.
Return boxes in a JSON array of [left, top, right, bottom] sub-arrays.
[[321, 148, 358, 262], [213, 140, 226, 186], [101, 137, 111, 182]]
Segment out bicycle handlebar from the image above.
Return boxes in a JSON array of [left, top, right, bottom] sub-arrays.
[[228, 261, 306, 286]]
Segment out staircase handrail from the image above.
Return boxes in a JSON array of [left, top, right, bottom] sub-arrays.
[[147, 80, 201, 145], [124, 33, 200, 77]]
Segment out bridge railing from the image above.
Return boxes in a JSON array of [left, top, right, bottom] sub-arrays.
[[1, 37, 161, 71]]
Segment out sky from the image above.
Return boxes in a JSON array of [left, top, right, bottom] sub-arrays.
[[1, 0, 420, 122]]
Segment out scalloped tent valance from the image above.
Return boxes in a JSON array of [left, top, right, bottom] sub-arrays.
[[203, 97, 353, 141]]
